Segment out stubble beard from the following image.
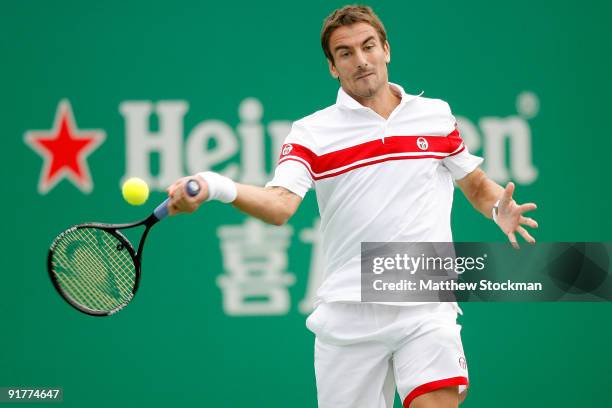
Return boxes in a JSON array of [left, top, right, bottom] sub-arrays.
[[354, 77, 382, 99]]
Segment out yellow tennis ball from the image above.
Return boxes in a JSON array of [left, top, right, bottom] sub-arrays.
[[122, 177, 149, 206]]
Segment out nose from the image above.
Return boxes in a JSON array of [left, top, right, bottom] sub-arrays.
[[355, 50, 368, 68]]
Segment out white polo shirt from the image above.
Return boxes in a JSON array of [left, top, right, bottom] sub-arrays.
[[266, 83, 483, 307]]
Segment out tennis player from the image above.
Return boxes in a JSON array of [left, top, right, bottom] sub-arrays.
[[167, 5, 538, 407]]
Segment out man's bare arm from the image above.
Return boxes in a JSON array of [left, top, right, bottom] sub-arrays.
[[456, 168, 504, 219], [166, 176, 302, 226], [232, 184, 302, 226]]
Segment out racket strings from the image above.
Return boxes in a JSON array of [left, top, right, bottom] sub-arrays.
[[54, 230, 133, 310], [54, 234, 129, 310], [51, 228, 136, 312]]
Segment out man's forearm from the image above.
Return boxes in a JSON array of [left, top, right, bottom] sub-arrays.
[[231, 184, 300, 226], [473, 177, 504, 219], [458, 169, 505, 219]]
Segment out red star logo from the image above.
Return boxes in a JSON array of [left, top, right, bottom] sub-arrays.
[[24, 100, 105, 194]]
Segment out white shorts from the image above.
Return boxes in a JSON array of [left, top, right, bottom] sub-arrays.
[[306, 302, 469, 408]]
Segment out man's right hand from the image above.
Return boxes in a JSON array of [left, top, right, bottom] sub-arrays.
[[166, 176, 209, 216]]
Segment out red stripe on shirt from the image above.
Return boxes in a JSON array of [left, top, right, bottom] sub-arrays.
[[279, 148, 464, 181], [277, 128, 464, 180]]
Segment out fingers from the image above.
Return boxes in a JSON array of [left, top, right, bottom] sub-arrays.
[[517, 226, 535, 244], [168, 203, 177, 216], [168, 200, 189, 216], [507, 231, 519, 249], [166, 176, 205, 216], [173, 185, 185, 201], [507, 226, 536, 249], [517, 203, 537, 213], [168, 190, 199, 216], [501, 182, 515, 204], [167, 182, 184, 216], [167, 182, 180, 197], [519, 216, 539, 228], [167, 177, 192, 197]]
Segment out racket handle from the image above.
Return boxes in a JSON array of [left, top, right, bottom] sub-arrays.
[[153, 178, 202, 220], [186, 179, 201, 196]]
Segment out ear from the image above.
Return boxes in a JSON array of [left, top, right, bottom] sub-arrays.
[[328, 59, 339, 79], [384, 41, 391, 64]]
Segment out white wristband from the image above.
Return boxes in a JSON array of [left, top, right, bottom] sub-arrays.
[[197, 171, 237, 203], [492, 199, 500, 223]]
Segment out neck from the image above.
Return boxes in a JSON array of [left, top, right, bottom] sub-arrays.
[[346, 83, 401, 119]]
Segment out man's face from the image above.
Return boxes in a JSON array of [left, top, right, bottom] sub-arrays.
[[328, 22, 390, 100]]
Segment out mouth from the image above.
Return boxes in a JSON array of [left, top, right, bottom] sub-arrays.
[[355, 72, 375, 80]]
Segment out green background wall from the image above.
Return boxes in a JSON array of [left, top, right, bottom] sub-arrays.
[[1, 0, 611, 406]]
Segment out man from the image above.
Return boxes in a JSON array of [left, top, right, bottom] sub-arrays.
[[167, 5, 537, 408]]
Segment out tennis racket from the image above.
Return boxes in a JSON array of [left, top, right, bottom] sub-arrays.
[[47, 179, 201, 317]]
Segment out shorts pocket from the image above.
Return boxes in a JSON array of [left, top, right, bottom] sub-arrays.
[[306, 304, 329, 335]]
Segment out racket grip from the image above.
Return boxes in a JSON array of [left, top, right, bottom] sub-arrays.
[[153, 178, 202, 220]]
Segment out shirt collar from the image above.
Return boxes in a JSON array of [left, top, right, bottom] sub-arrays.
[[335, 82, 423, 110]]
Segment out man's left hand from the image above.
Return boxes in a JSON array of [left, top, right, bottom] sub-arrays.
[[496, 182, 538, 248]]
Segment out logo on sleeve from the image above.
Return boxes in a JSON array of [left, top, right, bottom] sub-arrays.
[[416, 137, 429, 151], [282, 144, 293, 156], [458, 356, 467, 370]]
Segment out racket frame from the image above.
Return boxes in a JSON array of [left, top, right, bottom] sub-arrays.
[[47, 214, 160, 317]]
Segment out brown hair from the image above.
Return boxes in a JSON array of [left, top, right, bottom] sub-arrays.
[[321, 5, 388, 63]]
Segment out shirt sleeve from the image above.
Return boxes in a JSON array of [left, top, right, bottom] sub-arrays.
[[264, 123, 315, 198], [265, 161, 313, 198], [441, 103, 484, 180]]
